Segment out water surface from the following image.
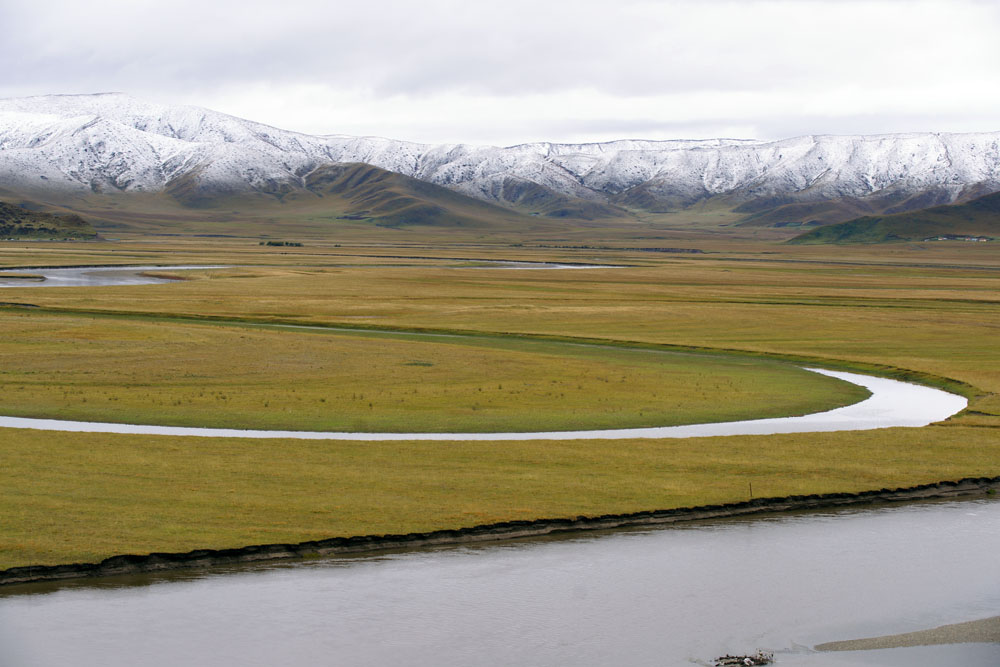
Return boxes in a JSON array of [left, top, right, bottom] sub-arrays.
[[0, 260, 613, 288], [0, 368, 967, 440], [2, 498, 997, 666], [0, 265, 225, 288]]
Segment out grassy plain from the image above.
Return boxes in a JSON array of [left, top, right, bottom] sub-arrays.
[[2, 425, 995, 568], [0, 312, 864, 432], [0, 237, 998, 569]]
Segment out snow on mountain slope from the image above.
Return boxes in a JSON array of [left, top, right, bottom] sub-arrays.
[[2, 93, 999, 217]]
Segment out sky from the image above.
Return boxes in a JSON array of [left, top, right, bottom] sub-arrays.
[[2, 0, 999, 146]]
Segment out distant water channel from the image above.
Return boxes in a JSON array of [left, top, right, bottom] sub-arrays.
[[0, 264, 228, 288], [0, 260, 616, 288], [477, 260, 625, 269], [2, 498, 997, 667]]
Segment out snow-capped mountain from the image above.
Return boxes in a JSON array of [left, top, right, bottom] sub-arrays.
[[2, 93, 999, 222]]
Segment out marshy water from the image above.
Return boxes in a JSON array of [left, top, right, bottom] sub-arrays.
[[2, 497, 997, 667]]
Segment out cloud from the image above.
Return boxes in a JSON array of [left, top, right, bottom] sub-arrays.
[[180, 78, 1000, 146], [2, 0, 998, 143]]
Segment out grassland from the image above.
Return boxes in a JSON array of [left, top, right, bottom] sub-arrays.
[[0, 202, 97, 240], [0, 237, 998, 570], [791, 190, 1000, 244], [2, 426, 995, 568], [0, 312, 864, 432]]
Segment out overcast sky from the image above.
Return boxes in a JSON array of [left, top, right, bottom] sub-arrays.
[[2, 0, 998, 146]]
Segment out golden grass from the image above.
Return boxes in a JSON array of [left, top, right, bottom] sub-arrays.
[[0, 312, 864, 432], [7, 257, 994, 407], [0, 238, 998, 570], [1, 424, 996, 568]]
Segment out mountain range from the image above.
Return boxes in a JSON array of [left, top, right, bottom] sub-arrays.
[[1, 93, 999, 237]]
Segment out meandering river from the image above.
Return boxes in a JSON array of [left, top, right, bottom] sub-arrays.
[[0, 263, 989, 666], [0, 366, 968, 440], [0, 264, 969, 441], [0, 264, 969, 438]]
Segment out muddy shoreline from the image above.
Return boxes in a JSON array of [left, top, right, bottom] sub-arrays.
[[3, 476, 997, 587]]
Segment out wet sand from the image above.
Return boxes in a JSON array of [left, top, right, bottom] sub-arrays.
[[817, 615, 1000, 651]]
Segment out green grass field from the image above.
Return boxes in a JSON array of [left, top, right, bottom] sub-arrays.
[[0, 238, 998, 570]]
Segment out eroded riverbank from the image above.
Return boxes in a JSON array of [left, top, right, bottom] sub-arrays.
[[2, 493, 998, 667], [3, 476, 996, 587]]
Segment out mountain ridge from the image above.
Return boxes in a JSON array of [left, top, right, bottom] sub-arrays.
[[2, 93, 1000, 228]]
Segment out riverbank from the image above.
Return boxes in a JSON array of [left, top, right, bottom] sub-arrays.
[[3, 476, 996, 587]]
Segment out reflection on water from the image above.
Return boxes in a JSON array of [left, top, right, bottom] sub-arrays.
[[1, 498, 998, 667]]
